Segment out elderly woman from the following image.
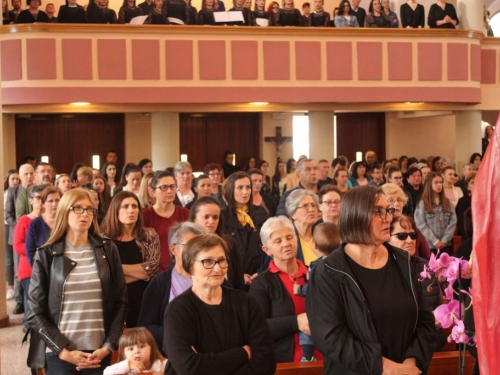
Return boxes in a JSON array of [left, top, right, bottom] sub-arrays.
[[389, 214, 447, 351], [250, 216, 323, 362], [173, 161, 195, 208], [143, 171, 190, 271], [307, 185, 435, 374], [222, 171, 268, 286], [137, 222, 205, 351], [285, 189, 320, 266], [101, 191, 161, 328], [188, 196, 245, 291], [382, 183, 430, 260], [27, 188, 127, 374], [317, 185, 342, 225], [164, 233, 276, 374]]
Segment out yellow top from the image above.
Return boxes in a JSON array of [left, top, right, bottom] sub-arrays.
[[299, 236, 317, 267]]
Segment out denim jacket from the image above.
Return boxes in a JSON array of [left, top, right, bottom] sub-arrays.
[[414, 200, 457, 249]]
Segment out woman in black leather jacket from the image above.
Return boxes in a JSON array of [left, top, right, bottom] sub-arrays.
[[28, 188, 128, 375]]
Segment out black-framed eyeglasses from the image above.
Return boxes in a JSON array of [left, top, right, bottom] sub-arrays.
[[195, 258, 230, 269], [373, 207, 396, 220], [156, 184, 176, 192], [69, 206, 97, 216], [391, 232, 417, 241]]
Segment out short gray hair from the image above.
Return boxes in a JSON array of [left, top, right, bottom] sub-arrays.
[[462, 163, 473, 172], [295, 158, 314, 174], [168, 222, 205, 247], [260, 216, 295, 247], [174, 161, 193, 175], [285, 189, 320, 218]]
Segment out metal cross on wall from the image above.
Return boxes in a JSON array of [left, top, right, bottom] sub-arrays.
[[264, 126, 293, 159]]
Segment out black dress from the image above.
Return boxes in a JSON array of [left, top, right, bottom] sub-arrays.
[[253, 10, 269, 26], [228, 6, 253, 26], [275, 8, 301, 26], [147, 9, 168, 24], [309, 10, 330, 27], [57, 4, 86, 23], [165, 0, 189, 24], [427, 3, 458, 29], [400, 2, 424, 28], [116, 239, 149, 328], [197, 9, 215, 25], [16, 9, 50, 23], [118, 6, 142, 23]]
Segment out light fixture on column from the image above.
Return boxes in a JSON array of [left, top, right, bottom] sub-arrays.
[[92, 155, 100, 169], [180, 154, 188, 162], [41, 156, 49, 163], [356, 152, 362, 162]]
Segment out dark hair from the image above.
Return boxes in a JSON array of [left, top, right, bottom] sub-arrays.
[[256, 160, 268, 171], [420, 172, 451, 213], [243, 156, 257, 172], [247, 168, 263, 177], [398, 155, 408, 170], [29, 184, 47, 198], [318, 184, 342, 202], [101, 161, 119, 184], [69, 162, 86, 183], [41, 186, 62, 204], [302, 1, 309, 7], [441, 166, 454, 177], [224, 150, 234, 159], [223, 171, 253, 210], [22, 156, 36, 164], [338, 0, 351, 14], [92, 174, 111, 212], [389, 214, 415, 234], [469, 153, 482, 164], [27, 0, 41, 6], [188, 196, 227, 237], [286, 158, 296, 173], [273, 158, 286, 180], [194, 174, 210, 188], [313, 222, 340, 255], [368, 0, 380, 13], [406, 166, 421, 177], [339, 185, 383, 246], [388, 166, 401, 179], [203, 163, 222, 175], [138, 158, 152, 171], [118, 327, 164, 364], [331, 157, 347, 168], [407, 157, 418, 167], [463, 208, 473, 239], [332, 168, 348, 186], [35, 162, 52, 172], [182, 233, 230, 274], [350, 161, 368, 179], [150, 170, 175, 189], [101, 191, 147, 241], [368, 163, 382, 174], [119, 163, 141, 186], [4, 169, 17, 191], [431, 156, 441, 172]]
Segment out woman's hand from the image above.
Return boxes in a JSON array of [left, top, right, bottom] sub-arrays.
[[242, 345, 252, 360], [382, 357, 422, 375], [59, 348, 101, 370], [435, 241, 445, 249], [297, 313, 311, 335], [88, 348, 111, 362]]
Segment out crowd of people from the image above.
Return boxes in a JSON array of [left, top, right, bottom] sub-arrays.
[[1, 0, 494, 34], [2, 140, 488, 374]]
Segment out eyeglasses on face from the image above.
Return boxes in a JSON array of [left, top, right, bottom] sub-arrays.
[[322, 200, 341, 206], [373, 207, 396, 219], [69, 206, 98, 216], [386, 197, 404, 204], [297, 203, 318, 210], [391, 232, 417, 241], [156, 184, 176, 192], [209, 172, 222, 176], [195, 258, 230, 269]]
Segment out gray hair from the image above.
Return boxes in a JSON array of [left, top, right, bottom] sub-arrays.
[[285, 189, 320, 218], [260, 216, 295, 247], [295, 158, 314, 174], [174, 161, 193, 175], [416, 163, 428, 170], [462, 163, 473, 172], [168, 222, 205, 247], [28, 185, 46, 198]]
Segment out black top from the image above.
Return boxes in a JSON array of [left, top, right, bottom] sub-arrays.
[[455, 194, 471, 238], [309, 10, 330, 27], [350, 6, 366, 27], [87, 1, 118, 23], [16, 9, 50, 23], [118, 5, 142, 23], [275, 8, 302, 26], [147, 9, 168, 24], [228, 6, 254, 26], [197, 9, 215, 25], [116, 239, 148, 328], [58, 5, 86, 23], [318, 177, 333, 189], [138, 0, 155, 14], [404, 184, 423, 213], [165, 0, 189, 24], [164, 287, 276, 375], [400, 2, 424, 28], [345, 253, 417, 363], [253, 10, 269, 25], [365, 13, 391, 28], [427, 3, 458, 29]]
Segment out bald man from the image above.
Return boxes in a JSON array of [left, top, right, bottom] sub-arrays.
[[365, 151, 378, 168]]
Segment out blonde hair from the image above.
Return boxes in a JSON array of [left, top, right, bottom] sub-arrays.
[[138, 172, 155, 209], [381, 183, 408, 205], [43, 188, 100, 246]]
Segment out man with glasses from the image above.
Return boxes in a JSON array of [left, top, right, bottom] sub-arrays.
[[368, 163, 384, 187], [16, 162, 54, 220], [277, 158, 320, 216]]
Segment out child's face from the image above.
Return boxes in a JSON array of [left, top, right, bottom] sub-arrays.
[[124, 342, 151, 365]]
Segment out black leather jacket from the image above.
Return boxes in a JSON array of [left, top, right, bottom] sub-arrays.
[[27, 234, 128, 355]]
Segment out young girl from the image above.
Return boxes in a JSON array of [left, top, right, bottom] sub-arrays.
[[104, 328, 166, 375]]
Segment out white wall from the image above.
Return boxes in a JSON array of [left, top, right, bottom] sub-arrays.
[[2, 114, 16, 172], [125, 113, 152, 166], [261, 112, 295, 173]]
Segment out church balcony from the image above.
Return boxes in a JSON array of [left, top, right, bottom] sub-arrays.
[[0, 24, 497, 111]]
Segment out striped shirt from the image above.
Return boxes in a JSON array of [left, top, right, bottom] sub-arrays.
[[58, 242, 105, 351]]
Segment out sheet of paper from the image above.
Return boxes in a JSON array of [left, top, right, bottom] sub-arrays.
[[214, 11, 244, 23], [130, 15, 148, 24], [256, 18, 269, 26]]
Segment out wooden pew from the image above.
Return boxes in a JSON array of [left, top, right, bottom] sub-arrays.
[[274, 351, 475, 375]]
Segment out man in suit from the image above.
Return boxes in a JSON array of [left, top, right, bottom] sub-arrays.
[[5, 163, 34, 314]]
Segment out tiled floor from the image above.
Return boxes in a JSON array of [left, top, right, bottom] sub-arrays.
[[1, 298, 31, 375]]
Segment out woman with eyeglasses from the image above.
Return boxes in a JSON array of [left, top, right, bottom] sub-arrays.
[[27, 188, 127, 375], [101, 191, 161, 328], [415, 172, 457, 256], [307, 185, 435, 375], [143, 171, 190, 271], [204, 163, 225, 207], [285, 190, 321, 266], [317, 184, 341, 225], [164, 233, 276, 375], [382, 183, 431, 260]]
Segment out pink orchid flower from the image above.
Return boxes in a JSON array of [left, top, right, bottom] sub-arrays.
[[434, 300, 461, 328], [419, 265, 432, 281], [448, 320, 469, 344], [443, 283, 454, 301]]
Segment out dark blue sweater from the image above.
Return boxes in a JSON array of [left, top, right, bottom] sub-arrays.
[[26, 216, 52, 267]]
